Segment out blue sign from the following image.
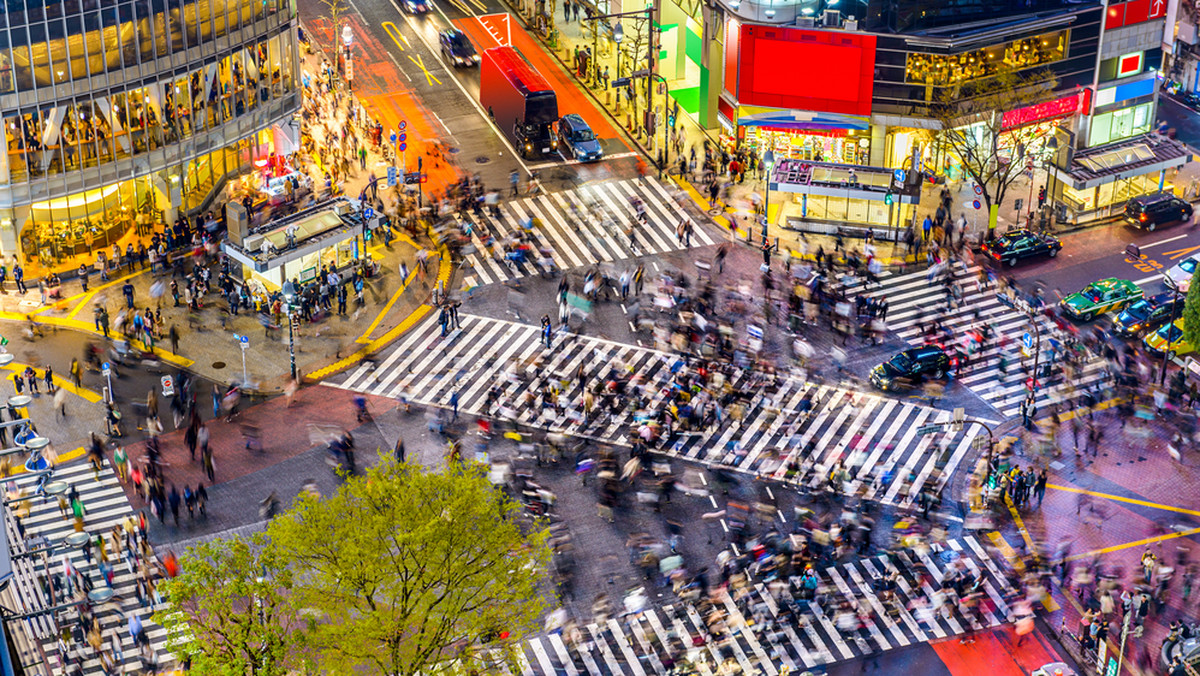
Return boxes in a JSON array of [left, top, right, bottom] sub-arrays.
[[364, 206, 375, 220], [1022, 332, 1033, 350], [893, 169, 906, 182], [390, 131, 397, 145], [101, 362, 111, 376], [972, 199, 982, 210], [399, 133, 407, 143], [399, 142, 407, 152], [399, 120, 407, 130], [387, 166, 397, 187], [239, 334, 249, 346]]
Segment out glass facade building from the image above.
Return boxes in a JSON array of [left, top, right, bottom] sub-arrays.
[[0, 0, 301, 273]]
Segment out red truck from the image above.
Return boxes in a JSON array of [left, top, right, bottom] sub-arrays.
[[480, 46, 559, 159]]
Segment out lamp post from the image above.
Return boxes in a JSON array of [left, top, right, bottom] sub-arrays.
[[762, 150, 775, 245], [1125, 243, 1177, 385], [282, 280, 298, 381]]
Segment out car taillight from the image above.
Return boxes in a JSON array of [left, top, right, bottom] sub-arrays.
[[1140, 213, 1149, 221]]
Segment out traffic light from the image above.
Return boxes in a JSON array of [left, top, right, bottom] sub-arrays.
[[884, 192, 894, 206]]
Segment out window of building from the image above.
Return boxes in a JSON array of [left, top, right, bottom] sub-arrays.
[[905, 30, 1068, 87], [1088, 102, 1153, 146]]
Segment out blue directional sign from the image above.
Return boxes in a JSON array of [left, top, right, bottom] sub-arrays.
[[893, 169, 906, 182], [1022, 332, 1033, 350], [387, 166, 397, 187], [364, 206, 375, 219], [390, 131, 397, 145]]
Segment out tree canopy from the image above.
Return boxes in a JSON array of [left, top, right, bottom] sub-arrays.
[[155, 534, 301, 676], [931, 69, 1060, 229], [1182, 278, 1200, 351], [156, 461, 552, 676]]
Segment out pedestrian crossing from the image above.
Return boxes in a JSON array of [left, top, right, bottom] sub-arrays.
[[1, 460, 172, 675], [859, 264, 1110, 418], [457, 177, 718, 288], [504, 536, 1014, 675], [335, 312, 983, 505]]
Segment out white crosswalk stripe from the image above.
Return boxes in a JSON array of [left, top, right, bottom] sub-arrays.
[[507, 537, 1012, 674], [2, 461, 173, 675], [458, 177, 718, 288], [860, 265, 1110, 417], [335, 313, 982, 506]]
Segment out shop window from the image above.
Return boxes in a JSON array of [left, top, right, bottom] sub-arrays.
[[905, 30, 1067, 87], [0, 30, 13, 93], [1088, 103, 1153, 147], [4, 112, 28, 183], [64, 16, 85, 83]]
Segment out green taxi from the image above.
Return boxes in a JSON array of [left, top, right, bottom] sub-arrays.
[[1059, 278, 1143, 321]]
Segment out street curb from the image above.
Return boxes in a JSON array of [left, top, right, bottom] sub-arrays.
[[303, 247, 454, 382], [498, 0, 654, 166]]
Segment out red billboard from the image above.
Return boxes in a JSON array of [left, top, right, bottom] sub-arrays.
[[734, 26, 876, 116]]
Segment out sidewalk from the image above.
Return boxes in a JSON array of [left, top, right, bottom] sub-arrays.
[[0, 47, 457, 391], [999, 402, 1198, 675]]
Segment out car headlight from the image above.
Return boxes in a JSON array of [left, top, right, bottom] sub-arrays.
[[552, 140, 558, 148], [525, 143, 532, 150]]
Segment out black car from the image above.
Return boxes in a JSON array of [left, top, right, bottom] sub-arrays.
[[981, 229, 1062, 267], [1125, 192, 1193, 231], [869, 345, 952, 391], [1113, 291, 1181, 338], [439, 29, 478, 67]]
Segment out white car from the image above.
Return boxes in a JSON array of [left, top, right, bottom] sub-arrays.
[[1166, 256, 1199, 292], [1031, 664, 1076, 676]]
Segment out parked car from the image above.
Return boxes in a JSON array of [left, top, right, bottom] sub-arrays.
[[1143, 318, 1195, 359], [439, 29, 478, 66], [1060, 278, 1144, 321], [1124, 192, 1193, 231], [1166, 256, 1199, 293], [556, 114, 603, 162], [981, 229, 1062, 267], [869, 345, 952, 391], [1113, 291, 1182, 338]]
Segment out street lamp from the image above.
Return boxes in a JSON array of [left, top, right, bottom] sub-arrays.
[[282, 280, 298, 381], [1125, 243, 1177, 385], [762, 149, 775, 245]]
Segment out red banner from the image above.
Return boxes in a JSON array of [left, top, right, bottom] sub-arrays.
[[1001, 93, 1081, 131]]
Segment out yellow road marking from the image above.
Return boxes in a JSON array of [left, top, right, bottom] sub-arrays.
[[987, 531, 1059, 612], [1066, 525, 1200, 562], [1048, 483, 1200, 518], [355, 261, 428, 343], [445, 0, 474, 15], [1004, 494, 1037, 553], [468, 0, 490, 12], [1165, 244, 1200, 261], [382, 21, 406, 51], [0, 362, 103, 403], [305, 249, 453, 381], [408, 53, 442, 86], [63, 268, 148, 320]]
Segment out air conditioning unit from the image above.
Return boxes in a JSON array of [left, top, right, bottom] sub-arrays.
[[844, 15, 858, 30], [244, 234, 265, 253], [823, 9, 840, 27], [795, 16, 816, 27]]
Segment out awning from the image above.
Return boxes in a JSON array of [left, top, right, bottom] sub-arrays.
[[1049, 134, 1192, 191], [736, 107, 870, 133]]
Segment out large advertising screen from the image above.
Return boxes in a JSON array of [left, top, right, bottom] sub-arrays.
[[735, 26, 876, 116]]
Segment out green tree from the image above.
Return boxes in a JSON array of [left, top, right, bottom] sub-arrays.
[[1182, 278, 1200, 350], [155, 534, 300, 676], [269, 461, 552, 676]]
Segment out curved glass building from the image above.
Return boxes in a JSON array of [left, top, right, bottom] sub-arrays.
[[0, 0, 301, 274]]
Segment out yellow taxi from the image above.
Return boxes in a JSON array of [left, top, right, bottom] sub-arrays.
[[1143, 318, 1195, 359]]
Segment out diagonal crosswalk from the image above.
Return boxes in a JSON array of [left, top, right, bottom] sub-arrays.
[[502, 536, 1013, 675], [335, 312, 982, 505], [859, 265, 1111, 418], [456, 177, 718, 287], [2, 461, 172, 675]]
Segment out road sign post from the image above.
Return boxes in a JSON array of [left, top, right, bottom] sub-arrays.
[[161, 375, 175, 397], [234, 334, 250, 386], [101, 362, 113, 403]]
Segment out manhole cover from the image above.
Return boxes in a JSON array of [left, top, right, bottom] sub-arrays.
[[212, 361, 226, 369], [474, 156, 490, 164]]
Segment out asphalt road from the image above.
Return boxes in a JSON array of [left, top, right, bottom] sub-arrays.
[[1160, 93, 1200, 150]]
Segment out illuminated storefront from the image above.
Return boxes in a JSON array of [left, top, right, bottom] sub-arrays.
[[0, 0, 301, 274]]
